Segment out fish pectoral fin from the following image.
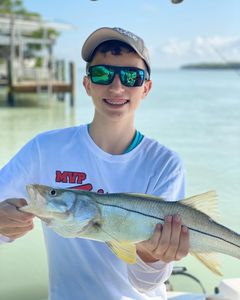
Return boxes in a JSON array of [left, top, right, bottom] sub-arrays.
[[106, 241, 137, 264], [191, 251, 223, 276]]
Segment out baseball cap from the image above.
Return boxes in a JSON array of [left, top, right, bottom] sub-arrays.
[[81, 27, 151, 75]]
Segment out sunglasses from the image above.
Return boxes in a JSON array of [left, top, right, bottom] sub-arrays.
[[87, 64, 149, 87]]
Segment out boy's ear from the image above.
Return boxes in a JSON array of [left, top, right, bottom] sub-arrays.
[[83, 76, 92, 96], [142, 80, 152, 98]]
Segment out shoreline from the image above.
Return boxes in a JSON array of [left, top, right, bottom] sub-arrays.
[[181, 62, 240, 70]]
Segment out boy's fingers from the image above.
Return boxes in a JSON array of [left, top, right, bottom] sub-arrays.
[[6, 198, 28, 208], [2, 223, 34, 239], [161, 215, 182, 261], [175, 226, 189, 260], [0, 201, 34, 231], [155, 216, 172, 255], [167, 215, 182, 254], [149, 223, 162, 251], [4, 199, 34, 220], [2, 222, 34, 235], [1, 219, 33, 228]]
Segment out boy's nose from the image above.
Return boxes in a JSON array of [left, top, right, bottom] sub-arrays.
[[109, 74, 125, 91]]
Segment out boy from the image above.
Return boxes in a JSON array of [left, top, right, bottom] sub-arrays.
[[0, 27, 189, 300]]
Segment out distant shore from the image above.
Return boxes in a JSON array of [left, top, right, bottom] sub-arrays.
[[181, 62, 240, 70]]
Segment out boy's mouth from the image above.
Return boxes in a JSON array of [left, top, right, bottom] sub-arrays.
[[103, 98, 129, 106]]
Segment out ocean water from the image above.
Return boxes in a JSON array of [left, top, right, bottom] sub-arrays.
[[0, 69, 239, 299]]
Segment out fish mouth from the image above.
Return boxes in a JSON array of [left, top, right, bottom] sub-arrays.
[[26, 184, 49, 200], [26, 184, 35, 201], [25, 184, 52, 220], [25, 183, 47, 210]]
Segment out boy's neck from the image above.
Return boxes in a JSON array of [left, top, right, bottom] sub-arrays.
[[88, 119, 136, 155]]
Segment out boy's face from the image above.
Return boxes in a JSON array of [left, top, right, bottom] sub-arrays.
[[83, 49, 152, 123]]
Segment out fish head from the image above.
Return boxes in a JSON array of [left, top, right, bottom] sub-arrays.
[[21, 184, 101, 234], [21, 184, 76, 220]]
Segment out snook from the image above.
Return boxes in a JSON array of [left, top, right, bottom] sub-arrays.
[[21, 184, 240, 275]]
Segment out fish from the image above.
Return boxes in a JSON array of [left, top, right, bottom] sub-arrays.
[[20, 184, 240, 275]]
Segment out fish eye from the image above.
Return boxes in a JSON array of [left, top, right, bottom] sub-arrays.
[[49, 189, 57, 197]]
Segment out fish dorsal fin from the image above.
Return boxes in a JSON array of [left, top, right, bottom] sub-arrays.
[[181, 191, 220, 221], [191, 252, 223, 276], [106, 241, 137, 264]]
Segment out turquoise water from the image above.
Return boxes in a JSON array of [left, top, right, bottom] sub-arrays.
[[0, 69, 239, 299]]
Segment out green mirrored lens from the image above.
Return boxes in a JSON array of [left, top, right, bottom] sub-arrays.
[[91, 66, 114, 84], [120, 69, 144, 87]]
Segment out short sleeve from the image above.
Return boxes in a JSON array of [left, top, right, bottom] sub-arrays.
[[0, 137, 40, 202]]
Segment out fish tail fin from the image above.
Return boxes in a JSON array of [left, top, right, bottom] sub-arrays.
[[191, 251, 223, 276]]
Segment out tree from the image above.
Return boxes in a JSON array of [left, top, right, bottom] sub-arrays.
[[0, 0, 40, 17], [0, 0, 59, 66]]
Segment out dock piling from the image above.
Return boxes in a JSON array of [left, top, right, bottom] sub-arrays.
[[69, 62, 76, 107]]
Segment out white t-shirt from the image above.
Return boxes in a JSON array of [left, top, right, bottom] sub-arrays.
[[0, 124, 185, 300]]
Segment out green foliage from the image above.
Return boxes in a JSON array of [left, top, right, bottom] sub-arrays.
[[0, 0, 60, 55], [35, 56, 43, 68], [32, 28, 60, 40], [0, 0, 39, 16], [0, 0, 23, 13], [27, 28, 59, 52]]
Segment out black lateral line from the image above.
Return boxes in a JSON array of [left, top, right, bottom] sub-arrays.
[[96, 201, 240, 249]]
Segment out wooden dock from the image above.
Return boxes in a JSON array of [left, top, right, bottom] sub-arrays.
[[12, 81, 72, 93], [0, 15, 76, 107], [6, 62, 76, 106]]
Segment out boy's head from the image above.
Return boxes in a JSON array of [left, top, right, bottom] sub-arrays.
[[82, 27, 152, 122], [81, 27, 151, 77]]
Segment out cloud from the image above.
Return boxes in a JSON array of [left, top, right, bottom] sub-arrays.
[[194, 36, 240, 58], [152, 35, 240, 67], [161, 39, 191, 56], [149, 35, 240, 68]]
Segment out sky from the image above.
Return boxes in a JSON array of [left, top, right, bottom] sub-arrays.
[[23, 0, 240, 69]]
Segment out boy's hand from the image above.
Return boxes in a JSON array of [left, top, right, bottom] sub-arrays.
[[136, 215, 189, 263], [0, 199, 35, 240]]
